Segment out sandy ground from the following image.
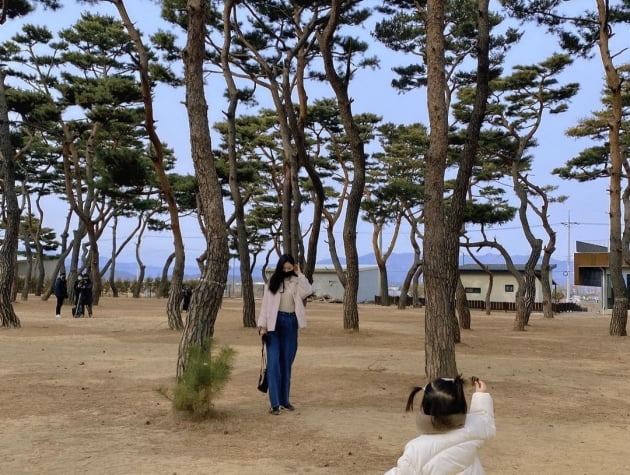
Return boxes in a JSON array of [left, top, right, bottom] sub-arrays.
[[1, 296, 629, 475]]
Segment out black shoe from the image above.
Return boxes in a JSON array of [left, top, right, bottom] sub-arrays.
[[269, 406, 280, 415], [281, 404, 295, 411]]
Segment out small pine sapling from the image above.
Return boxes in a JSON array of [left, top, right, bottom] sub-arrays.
[[173, 339, 235, 419]]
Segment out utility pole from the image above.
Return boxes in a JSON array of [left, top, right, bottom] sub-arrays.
[[561, 212, 579, 302]]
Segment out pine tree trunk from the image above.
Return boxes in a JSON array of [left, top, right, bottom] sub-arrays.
[[68, 226, 86, 303], [456, 277, 470, 331], [316, 3, 366, 331], [378, 259, 390, 307], [342, 260, 360, 331], [177, 0, 230, 377], [220, 2, 256, 328], [399, 225, 422, 310], [423, 0, 458, 378], [85, 224, 102, 306], [412, 267, 423, 308], [20, 239, 32, 301], [133, 265, 145, 299], [241, 277, 256, 327], [596, 0, 628, 336], [236, 245, 256, 328], [157, 252, 175, 299], [341, 188, 362, 332], [398, 259, 421, 310], [541, 252, 554, 319], [112, 0, 186, 330], [523, 272, 537, 325], [33, 197, 46, 296], [609, 234, 627, 335], [167, 285, 184, 330], [484, 273, 493, 315], [109, 218, 119, 298], [165, 244, 184, 331], [0, 71, 21, 328], [610, 300, 628, 336], [513, 288, 527, 331], [303, 161, 325, 281]]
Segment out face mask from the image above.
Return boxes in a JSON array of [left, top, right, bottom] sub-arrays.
[[283, 270, 296, 279]]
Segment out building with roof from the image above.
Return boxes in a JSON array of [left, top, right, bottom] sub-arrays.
[[459, 263, 556, 304], [573, 241, 617, 311], [266, 265, 380, 303]]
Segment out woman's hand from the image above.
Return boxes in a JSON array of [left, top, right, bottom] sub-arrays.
[[294, 263, 301, 274], [473, 378, 488, 393]]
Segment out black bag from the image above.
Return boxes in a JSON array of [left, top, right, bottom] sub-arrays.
[[257, 340, 268, 393]]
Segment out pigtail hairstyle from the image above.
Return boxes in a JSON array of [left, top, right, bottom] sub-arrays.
[[405, 386, 424, 412], [424, 376, 467, 429], [408, 376, 468, 431]]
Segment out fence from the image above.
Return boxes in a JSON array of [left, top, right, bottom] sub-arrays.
[[374, 295, 424, 306], [373, 296, 587, 313], [462, 300, 587, 313]]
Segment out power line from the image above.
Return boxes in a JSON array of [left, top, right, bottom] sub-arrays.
[[465, 222, 608, 233]]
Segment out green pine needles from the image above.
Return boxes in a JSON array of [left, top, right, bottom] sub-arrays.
[[173, 339, 236, 419]]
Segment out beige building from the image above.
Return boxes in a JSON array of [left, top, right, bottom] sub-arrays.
[[459, 264, 556, 303]]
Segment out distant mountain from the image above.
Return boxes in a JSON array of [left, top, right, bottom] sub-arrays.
[[109, 251, 568, 285], [316, 252, 568, 286], [104, 261, 201, 280]]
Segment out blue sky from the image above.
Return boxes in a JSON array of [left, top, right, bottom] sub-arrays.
[[4, 0, 623, 269]]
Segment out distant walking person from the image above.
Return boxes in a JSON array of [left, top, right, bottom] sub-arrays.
[[74, 272, 94, 317], [257, 254, 312, 415], [53, 272, 68, 318], [182, 286, 192, 312]]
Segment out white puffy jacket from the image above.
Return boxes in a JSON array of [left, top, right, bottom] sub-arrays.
[[385, 392, 496, 475]]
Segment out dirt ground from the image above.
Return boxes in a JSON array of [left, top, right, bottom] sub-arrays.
[[1, 296, 629, 475]]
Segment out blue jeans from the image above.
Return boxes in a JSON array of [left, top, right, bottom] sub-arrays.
[[265, 311, 298, 409]]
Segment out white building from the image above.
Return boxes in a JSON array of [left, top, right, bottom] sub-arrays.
[[17, 258, 59, 280], [310, 265, 379, 303], [264, 265, 380, 303]]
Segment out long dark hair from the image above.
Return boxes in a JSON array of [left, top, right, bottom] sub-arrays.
[[268, 254, 296, 294], [405, 376, 467, 427]]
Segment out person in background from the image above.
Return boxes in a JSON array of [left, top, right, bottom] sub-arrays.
[[182, 285, 192, 312], [257, 254, 312, 415], [385, 376, 495, 475], [73, 274, 83, 317], [53, 272, 68, 318], [74, 272, 94, 317]]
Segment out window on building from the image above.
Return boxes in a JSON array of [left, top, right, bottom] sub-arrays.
[[465, 287, 481, 294], [505, 284, 514, 292]]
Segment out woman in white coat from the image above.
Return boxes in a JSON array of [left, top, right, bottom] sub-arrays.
[[385, 376, 495, 475], [257, 254, 312, 415]]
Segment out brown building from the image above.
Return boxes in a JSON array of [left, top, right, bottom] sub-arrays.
[[574, 241, 614, 310]]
